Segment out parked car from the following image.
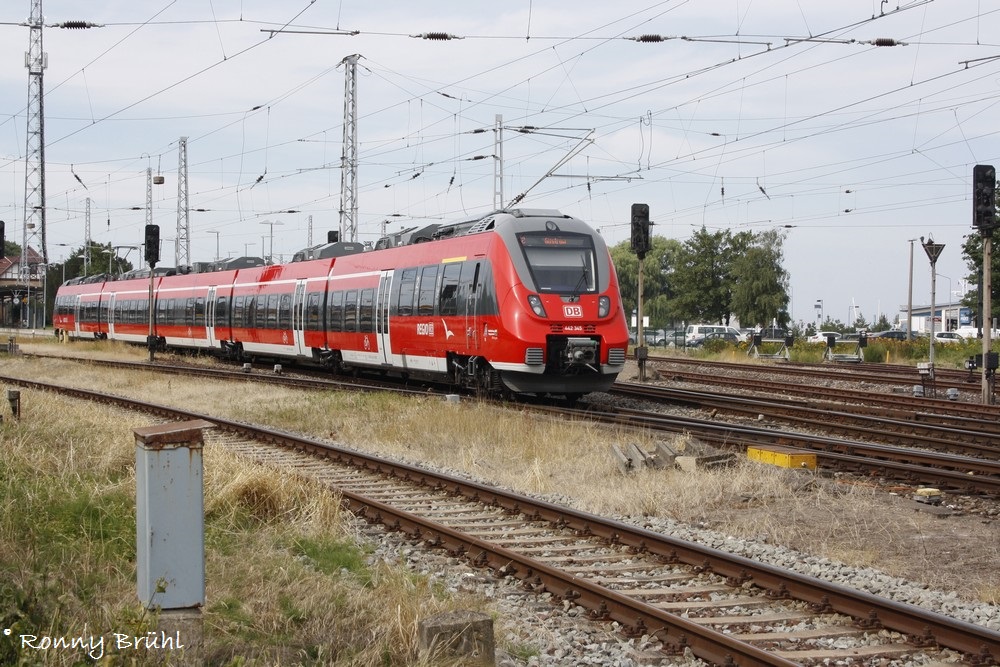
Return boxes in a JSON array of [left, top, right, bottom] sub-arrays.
[[933, 331, 964, 344], [807, 331, 841, 344], [689, 331, 742, 347], [685, 324, 742, 345], [953, 326, 1000, 339], [656, 329, 687, 347], [870, 330, 910, 341], [955, 326, 980, 339]]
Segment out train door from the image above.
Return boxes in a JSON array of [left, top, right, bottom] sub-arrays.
[[206, 286, 217, 348], [376, 270, 393, 365], [463, 262, 481, 351], [292, 280, 307, 356], [72, 295, 82, 336], [108, 293, 117, 338]]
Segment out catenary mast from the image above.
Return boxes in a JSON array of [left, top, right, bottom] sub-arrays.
[[22, 0, 47, 276], [175, 137, 190, 268], [339, 55, 359, 243]]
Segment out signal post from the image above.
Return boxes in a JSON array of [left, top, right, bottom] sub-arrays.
[[630, 204, 650, 381], [145, 224, 159, 363], [973, 165, 996, 404]]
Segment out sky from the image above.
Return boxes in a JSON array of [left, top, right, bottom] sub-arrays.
[[2, 1, 1000, 328]]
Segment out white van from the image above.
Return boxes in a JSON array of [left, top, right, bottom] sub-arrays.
[[685, 324, 741, 345]]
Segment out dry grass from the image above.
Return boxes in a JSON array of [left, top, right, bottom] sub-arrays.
[[2, 342, 999, 651], [0, 367, 495, 666]]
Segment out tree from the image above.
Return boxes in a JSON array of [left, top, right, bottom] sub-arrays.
[[60, 242, 135, 282], [729, 228, 790, 328], [610, 235, 683, 330], [670, 227, 730, 324], [960, 232, 999, 327]]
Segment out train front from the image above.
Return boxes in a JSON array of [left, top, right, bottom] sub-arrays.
[[490, 210, 629, 397]]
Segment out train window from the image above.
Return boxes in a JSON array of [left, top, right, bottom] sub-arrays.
[[418, 265, 438, 316], [396, 268, 417, 316], [517, 232, 596, 293], [476, 262, 498, 315], [263, 294, 277, 329], [158, 299, 169, 325], [438, 263, 462, 316], [194, 297, 206, 326], [344, 290, 358, 332], [185, 298, 196, 326], [233, 296, 245, 327], [257, 296, 269, 329], [328, 291, 344, 333], [456, 261, 478, 307], [215, 296, 229, 326], [278, 293, 292, 329], [359, 288, 374, 333], [306, 292, 322, 331], [245, 296, 257, 328]]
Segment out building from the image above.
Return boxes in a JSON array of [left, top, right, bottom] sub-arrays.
[[0, 247, 46, 328], [903, 300, 971, 334]]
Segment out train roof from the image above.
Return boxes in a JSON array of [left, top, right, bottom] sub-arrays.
[[374, 208, 574, 249]]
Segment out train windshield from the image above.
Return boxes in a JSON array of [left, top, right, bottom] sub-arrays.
[[517, 232, 596, 293]]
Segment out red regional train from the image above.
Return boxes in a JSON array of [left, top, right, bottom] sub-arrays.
[[53, 208, 630, 398]]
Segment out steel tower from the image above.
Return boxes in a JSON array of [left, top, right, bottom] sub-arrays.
[[22, 0, 47, 272], [175, 136, 190, 268], [339, 55, 359, 242]]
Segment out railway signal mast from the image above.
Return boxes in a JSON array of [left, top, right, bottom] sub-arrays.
[[973, 164, 997, 403], [630, 203, 651, 380], [145, 224, 160, 362]]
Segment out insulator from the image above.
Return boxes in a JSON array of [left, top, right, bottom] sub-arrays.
[[58, 20, 99, 29], [635, 34, 665, 43], [873, 37, 898, 47], [418, 32, 455, 40]]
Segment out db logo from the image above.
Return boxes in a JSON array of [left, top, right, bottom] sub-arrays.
[[563, 305, 583, 318]]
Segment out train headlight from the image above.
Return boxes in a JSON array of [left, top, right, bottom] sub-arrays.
[[527, 294, 547, 317], [598, 296, 610, 318]]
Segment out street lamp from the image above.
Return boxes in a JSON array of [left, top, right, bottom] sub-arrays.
[[260, 220, 284, 264]]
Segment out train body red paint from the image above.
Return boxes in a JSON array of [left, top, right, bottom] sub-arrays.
[[54, 209, 629, 397]]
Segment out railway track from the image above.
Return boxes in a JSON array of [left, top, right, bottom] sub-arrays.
[[16, 351, 1000, 495], [608, 382, 1000, 462], [3, 373, 998, 666], [647, 354, 983, 393]]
